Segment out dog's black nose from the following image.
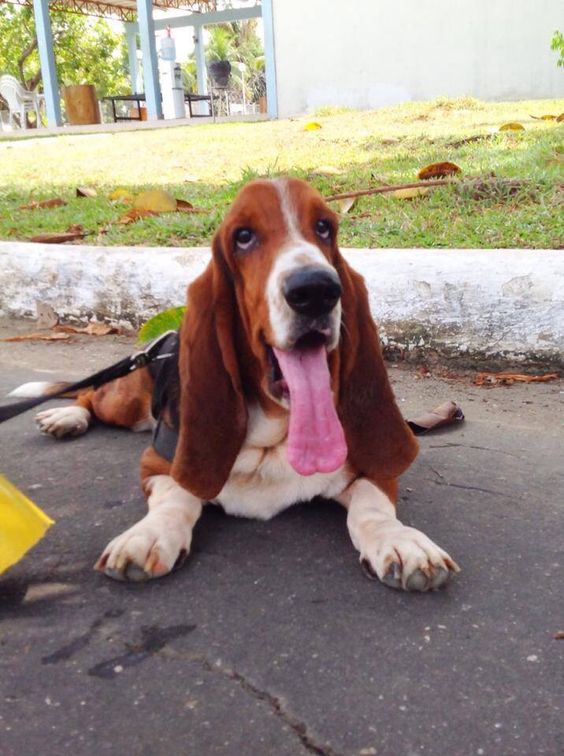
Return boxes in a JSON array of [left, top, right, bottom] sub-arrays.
[[283, 267, 342, 317]]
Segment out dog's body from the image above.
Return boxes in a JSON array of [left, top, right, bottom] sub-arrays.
[[21, 178, 459, 590]]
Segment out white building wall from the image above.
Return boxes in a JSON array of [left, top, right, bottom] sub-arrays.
[[271, 0, 564, 116]]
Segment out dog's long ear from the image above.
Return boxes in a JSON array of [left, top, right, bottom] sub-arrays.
[[171, 236, 247, 500], [333, 251, 418, 482]]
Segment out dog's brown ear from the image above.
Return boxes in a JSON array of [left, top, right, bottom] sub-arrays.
[[171, 236, 247, 500], [333, 250, 418, 482]]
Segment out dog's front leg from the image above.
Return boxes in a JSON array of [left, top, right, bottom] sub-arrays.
[[337, 478, 459, 591], [95, 475, 202, 582]]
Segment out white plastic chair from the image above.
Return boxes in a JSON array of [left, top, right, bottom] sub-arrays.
[[0, 74, 44, 129]]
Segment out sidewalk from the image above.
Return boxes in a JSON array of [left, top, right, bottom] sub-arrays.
[[0, 334, 562, 756], [0, 242, 562, 369]]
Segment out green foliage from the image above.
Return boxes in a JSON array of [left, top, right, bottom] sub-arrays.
[[551, 31, 564, 67], [138, 306, 186, 343], [0, 4, 128, 96]]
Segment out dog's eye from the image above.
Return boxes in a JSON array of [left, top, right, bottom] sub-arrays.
[[234, 227, 256, 252], [315, 219, 332, 241]]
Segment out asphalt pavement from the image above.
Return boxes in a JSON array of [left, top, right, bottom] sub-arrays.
[[0, 327, 562, 756]]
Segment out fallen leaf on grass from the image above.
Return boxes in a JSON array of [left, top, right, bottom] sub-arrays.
[[1, 332, 70, 343], [390, 186, 433, 199], [337, 197, 357, 214], [557, 113, 564, 123], [30, 225, 85, 244], [76, 186, 97, 198], [134, 189, 177, 213], [117, 208, 159, 225], [19, 197, 67, 210], [108, 188, 134, 203], [304, 121, 322, 131], [474, 371, 559, 386], [176, 199, 196, 213], [498, 122, 525, 132], [310, 165, 343, 176], [418, 161, 461, 180], [36, 301, 59, 330], [529, 114, 557, 121]]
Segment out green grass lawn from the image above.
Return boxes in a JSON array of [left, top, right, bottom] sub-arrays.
[[0, 96, 562, 248]]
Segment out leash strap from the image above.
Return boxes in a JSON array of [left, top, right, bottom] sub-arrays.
[[0, 330, 177, 426]]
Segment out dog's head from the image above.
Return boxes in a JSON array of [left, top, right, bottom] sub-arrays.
[[171, 178, 417, 499]]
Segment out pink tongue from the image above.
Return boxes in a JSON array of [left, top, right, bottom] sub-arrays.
[[273, 345, 348, 476]]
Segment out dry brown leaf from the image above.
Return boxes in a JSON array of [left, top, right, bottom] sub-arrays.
[[55, 321, 117, 336], [557, 113, 564, 123], [82, 321, 115, 336], [134, 189, 177, 213], [176, 198, 195, 213], [554, 631, 564, 640], [529, 114, 557, 121], [2, 332, 70, 343], [390, 187, 432, 199], [117, 208, 159, 225], [418, 162, 461, 180], [36, 301, 59, 330], [76, 186, 97, 198], [30, 227, 85, 243], [338, 197, 357, 214], [19, 197, 67, 211], [499, 122, 525, 132], [407, 401, 464, 435], [474, 371, 559, 386]]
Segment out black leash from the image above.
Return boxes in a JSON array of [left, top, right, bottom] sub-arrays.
[[0, 330, 177, 425]]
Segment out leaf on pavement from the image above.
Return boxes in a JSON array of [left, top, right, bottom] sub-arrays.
[[474, 371, 559, 386], [19, 197, 67, 210], [1, 332, 70, 343], [418, 161, 461, 180], [76, 186, 97, 198]]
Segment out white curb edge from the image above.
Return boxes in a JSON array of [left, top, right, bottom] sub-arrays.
[[0, 242, 562, 367]]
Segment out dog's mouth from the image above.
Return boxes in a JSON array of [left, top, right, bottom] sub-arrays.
[[265, 331, 348, 476]]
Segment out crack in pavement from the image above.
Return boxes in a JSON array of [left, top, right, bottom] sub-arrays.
[[160, 648, 342, 756]]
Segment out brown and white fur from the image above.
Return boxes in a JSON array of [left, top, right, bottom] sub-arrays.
[[14, 178, 459, 590]]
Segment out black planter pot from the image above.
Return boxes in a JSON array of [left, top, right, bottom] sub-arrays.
[[208, 60, 231, 87]]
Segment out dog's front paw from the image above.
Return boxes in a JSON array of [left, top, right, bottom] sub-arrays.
[[36, 406, 90, 438], [360, 524, 459, 591], [94, 515, 191, 582]]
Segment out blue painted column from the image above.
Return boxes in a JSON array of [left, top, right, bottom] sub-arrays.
[[32, 0, 62, 127], [135, 0, 162, 119], [125, 24, 140, 93], [261, 0, 278, 118]]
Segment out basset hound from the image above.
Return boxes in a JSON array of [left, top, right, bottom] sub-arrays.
[[25, 178, 460, 590]]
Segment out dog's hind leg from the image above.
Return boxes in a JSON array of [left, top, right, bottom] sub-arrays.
[[35, 367, 154, 439]]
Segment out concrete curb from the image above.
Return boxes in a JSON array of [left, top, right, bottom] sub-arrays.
[[0, 242, 562, 368]]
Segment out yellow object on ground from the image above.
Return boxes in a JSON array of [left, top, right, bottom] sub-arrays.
[[0, 475, 54, 574]]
